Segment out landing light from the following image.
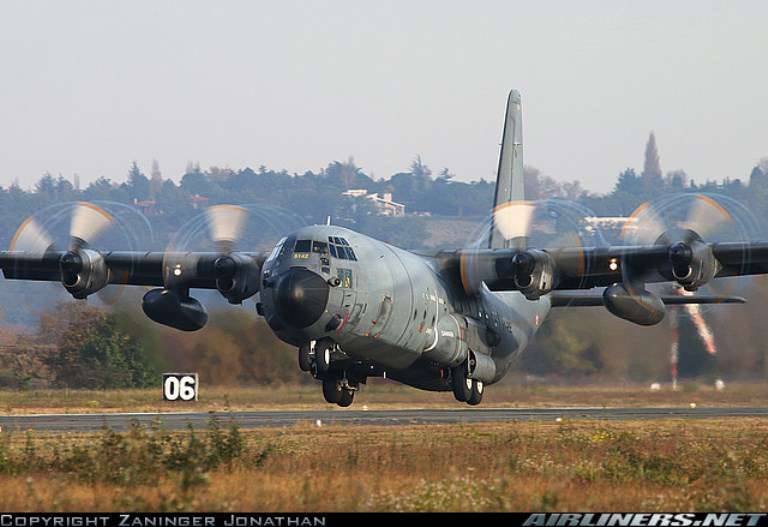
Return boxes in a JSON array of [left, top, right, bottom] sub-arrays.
[[173, 265, 183, 277], [608, 259, 619, 272]]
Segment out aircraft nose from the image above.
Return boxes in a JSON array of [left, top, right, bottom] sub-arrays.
[[273, 268, 330, 328]]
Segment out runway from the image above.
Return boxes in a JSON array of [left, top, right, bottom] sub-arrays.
[[1, 406, 767, 432]]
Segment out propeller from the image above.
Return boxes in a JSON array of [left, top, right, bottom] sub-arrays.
[[9, 202, 115, 298], [163, 204, 260, 304], [460, 199, 603, 296], [620, 193, 760, 292]]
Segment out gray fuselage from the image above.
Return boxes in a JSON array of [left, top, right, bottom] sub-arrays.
[[259, 225, 550, 391]]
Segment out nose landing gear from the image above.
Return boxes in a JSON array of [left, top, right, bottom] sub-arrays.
[[321, 378, 356, 407], [299, 339, 359, 408]]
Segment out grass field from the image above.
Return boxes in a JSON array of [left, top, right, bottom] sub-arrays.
[[0, 380, 767, 414], [0, 418, 767, 511]]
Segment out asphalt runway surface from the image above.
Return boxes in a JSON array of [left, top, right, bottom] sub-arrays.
[[1, 406, 767, 432]]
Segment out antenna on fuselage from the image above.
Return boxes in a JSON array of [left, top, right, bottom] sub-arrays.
[[326, 216, 332, 225]]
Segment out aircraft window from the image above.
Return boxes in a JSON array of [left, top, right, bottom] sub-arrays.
[[329, 244, 338, 258], [347, 248, 358, 261], [332, 237, 342, 245], [338, 246, 352, 260], [413, 309, 418, 320], [312, 241, 328, 254], [278, 236, 296, 259], [294, 240, 312, 253], [266, 237, 287, 262], [339, 238, 350, 246], [337, 268, 353, 288]]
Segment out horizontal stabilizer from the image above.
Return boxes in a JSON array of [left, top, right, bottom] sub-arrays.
[[551, 291, 746, 307]]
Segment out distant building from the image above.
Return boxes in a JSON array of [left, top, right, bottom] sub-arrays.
[[583, 216, 636, 242], [341, 189, 406, 217], [132, 198, 159, 216], [190, 194, 209, 210]]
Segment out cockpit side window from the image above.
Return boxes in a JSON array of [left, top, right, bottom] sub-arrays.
[[277, 236, 296, 260], [266, 237, 287, 263]]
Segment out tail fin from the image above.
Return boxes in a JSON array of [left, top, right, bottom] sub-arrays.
[[490, 90, 526, 249]]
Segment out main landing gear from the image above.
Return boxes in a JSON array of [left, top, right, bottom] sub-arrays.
[[451, 366, 484, 406], [299, 339, 359, 408]]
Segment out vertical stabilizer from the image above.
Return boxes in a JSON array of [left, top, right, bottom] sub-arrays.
[[490, 90, 526, 249]]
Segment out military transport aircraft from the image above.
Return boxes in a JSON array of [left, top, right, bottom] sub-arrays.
[[0, 90, 762, 407]]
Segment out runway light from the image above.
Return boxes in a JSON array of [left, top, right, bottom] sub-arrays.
[[689, 402, 697, 409]]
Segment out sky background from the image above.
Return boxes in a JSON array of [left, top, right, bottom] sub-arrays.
[[0, 1, 766, 193]]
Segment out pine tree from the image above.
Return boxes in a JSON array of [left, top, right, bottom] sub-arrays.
[[149, 160, 163, 199], [642, 132, 663, 188]]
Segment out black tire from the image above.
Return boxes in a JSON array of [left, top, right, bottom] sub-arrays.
[[315, 341, 333, 373], [467, 379, 484, 406], [298, 342, 313, 372], [337, 388, 354, 408], [322, 379, 342, 404], [452, 367, 472, 402]]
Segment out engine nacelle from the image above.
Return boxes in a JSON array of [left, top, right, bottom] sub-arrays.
[[142, 288, 208, 331], [60, 249, 109, 299], [603, 284, 666, 326], [668, 240, 719, 291], [213, 254, 262, 304], [498, 250, 556, 300]]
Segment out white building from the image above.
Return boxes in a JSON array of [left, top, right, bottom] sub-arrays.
[[341, 189, 406, 217]]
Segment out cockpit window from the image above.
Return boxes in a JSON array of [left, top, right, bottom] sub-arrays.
[[277, 236, 295, 259], [266, 237, 287, 263], [312, 241, 328, 254], [327, 236, 357, 261], [294, 240, 312, 253]]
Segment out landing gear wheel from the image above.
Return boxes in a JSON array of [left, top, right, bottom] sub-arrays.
[[337, 388, 355, 408], [315, 342, 333, 374], [322, 379, 342, 404], [467, 380, 484, 406], [298, 341, 314, 372], [452, 367, 472, 402]]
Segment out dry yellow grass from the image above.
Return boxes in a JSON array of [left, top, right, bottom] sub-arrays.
[[1, 418, 768, 511], [1, 380, 767, 414]]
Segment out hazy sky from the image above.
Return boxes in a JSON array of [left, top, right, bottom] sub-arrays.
[[1, 1, 766, 193]]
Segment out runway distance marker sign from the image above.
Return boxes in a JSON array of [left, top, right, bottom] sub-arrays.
[[162, 373, 199, 401]]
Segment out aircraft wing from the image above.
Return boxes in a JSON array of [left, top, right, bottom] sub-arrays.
[[448, 240, 768, 295], [0, 250, 266, 299]]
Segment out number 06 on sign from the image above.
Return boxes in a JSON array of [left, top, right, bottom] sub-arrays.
[[163, 373, 199, 401]]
